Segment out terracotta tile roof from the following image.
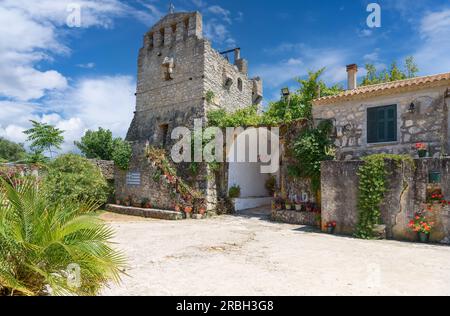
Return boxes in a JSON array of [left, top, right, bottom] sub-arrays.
[[313, 72, 450, 106]]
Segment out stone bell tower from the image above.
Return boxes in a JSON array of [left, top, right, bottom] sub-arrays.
[[126, 11, 262, 147], [116, 11, 263, 210]]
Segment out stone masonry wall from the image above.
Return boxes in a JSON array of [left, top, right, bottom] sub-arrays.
[[117, 11, 262, 211], [321, 158, 450, 243], [313, 86, 450, 160]]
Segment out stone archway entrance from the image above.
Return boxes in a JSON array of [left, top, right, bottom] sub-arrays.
[[227, 128, 279, 211]]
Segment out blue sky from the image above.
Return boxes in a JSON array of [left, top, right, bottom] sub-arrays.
[[1, 0, 449, 151]]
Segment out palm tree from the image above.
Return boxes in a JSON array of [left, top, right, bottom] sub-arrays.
[[0, 177, 126, 296]]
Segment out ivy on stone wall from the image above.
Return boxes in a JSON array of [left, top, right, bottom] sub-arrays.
[[290, 120, 335, 194], [355, 154, 414, 239]]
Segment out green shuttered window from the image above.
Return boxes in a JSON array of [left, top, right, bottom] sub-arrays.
[[367, 105, 397, 143]]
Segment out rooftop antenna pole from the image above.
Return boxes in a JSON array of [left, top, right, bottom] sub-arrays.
[[169, 3, 175, 14]]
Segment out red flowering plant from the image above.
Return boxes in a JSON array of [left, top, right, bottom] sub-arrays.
[[427, 188, 444, 203], [415, 143, 427, 151], [325, 221, 337, 228], [408, 212, 434, 235]]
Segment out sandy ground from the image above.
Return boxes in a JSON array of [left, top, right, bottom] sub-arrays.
[[100, 208, 450, 296]]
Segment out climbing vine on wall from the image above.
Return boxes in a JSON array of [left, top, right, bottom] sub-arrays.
[[355, 154, 414, 239], [290, 120, 335, 194]]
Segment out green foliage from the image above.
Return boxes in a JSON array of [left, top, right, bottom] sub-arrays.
[[0, 178, 125, 296], [291, 120, 335, 193], [24, 150, 49, 165], [265, 176, 277, 196], [361, 56, 419, 86], [205, 90, 215, 104], [74, 128, 132, 170], [228, 185, 241, 199], [75, 128, 116, 160], [44, 154, 109, 205], [0, 138, 26, 163], [207, 69, 343, 128], [23, 120, 64, 158], [355, 154, 414, 239], [111, 139, 132, 170]]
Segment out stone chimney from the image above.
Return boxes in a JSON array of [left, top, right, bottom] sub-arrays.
[[346, 64, 358, 90]]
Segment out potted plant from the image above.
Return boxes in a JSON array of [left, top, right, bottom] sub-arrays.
[[174, 204, 181, 212], [123, 196, 131, 207], [273, 196, 283, 210], [294, 196, 302, 211], [141, 198, 152, 209], [198, 205, 207, 215], [184, 205, 193, 214], [408, 212, 434, 243], [228, 185, 241, 199], [285, 200, 293, 210], [265, 176, 277, 197], [325, 221, 337, 234], [415, 143, 428, 158]]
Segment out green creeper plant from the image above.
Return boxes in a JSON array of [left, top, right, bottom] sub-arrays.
[[355, 154, 414, 239]]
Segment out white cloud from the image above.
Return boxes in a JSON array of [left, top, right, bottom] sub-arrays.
[[76, 62, 96, 69], [414, 9, 450, 74], [255, 45, 349, 89], [0, 76, 136, 153], [0, 0, 142, 153], [207, 5, 232, 24]]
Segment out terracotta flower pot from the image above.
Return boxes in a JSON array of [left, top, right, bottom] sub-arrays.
[[184, 206, 193, 214], [198, 207, 207, 215], [174, 205, 181, 212]]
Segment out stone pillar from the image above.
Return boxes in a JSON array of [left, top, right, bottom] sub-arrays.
[[175, 21, 186, 42], [164, 26, 173, 46], [188, 12, 203, 38], [153, 31, 162, 47]]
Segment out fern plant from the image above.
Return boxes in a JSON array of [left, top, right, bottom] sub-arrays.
[[0, 178, 126, 296]]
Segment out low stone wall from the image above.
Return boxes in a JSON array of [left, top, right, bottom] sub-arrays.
[[89, 159, 114, 180], [106, 204, 185, 220], [321, 158, 450, 243], [271, 210, 317, 226]]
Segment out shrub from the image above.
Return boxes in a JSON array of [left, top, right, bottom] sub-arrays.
[[228, 185, 241, 199], [44, 154, 109, 204], [112, 139, 132, 170], [0, 178, 125, 296]]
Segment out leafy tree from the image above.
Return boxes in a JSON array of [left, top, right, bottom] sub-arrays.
[[291, 120, 335, 193], [0, 138, 26, 162], [111, 139, 132, 170], [361, 56, 419, 86], [23, 120, 64, 158], [405, 56, 419, 78], [24, 150, 49, 165], [75, 128, 115, 160], [75, 128, 132, 169], [44, 154, 109, 204], [0, 178, 125, 296], [207, 68, 343, 127]]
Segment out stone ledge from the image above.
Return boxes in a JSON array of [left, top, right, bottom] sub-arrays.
[[106, 204, 185, 220], [271, 210, 317, 226]]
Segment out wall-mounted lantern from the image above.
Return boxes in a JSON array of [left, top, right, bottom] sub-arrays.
[[408, 102, 416, 113]]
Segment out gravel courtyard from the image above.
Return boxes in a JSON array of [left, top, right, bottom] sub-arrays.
[[101, 208, 450, 296]]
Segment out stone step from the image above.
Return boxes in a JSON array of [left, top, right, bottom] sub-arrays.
[[106, 204, 185, 220]]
